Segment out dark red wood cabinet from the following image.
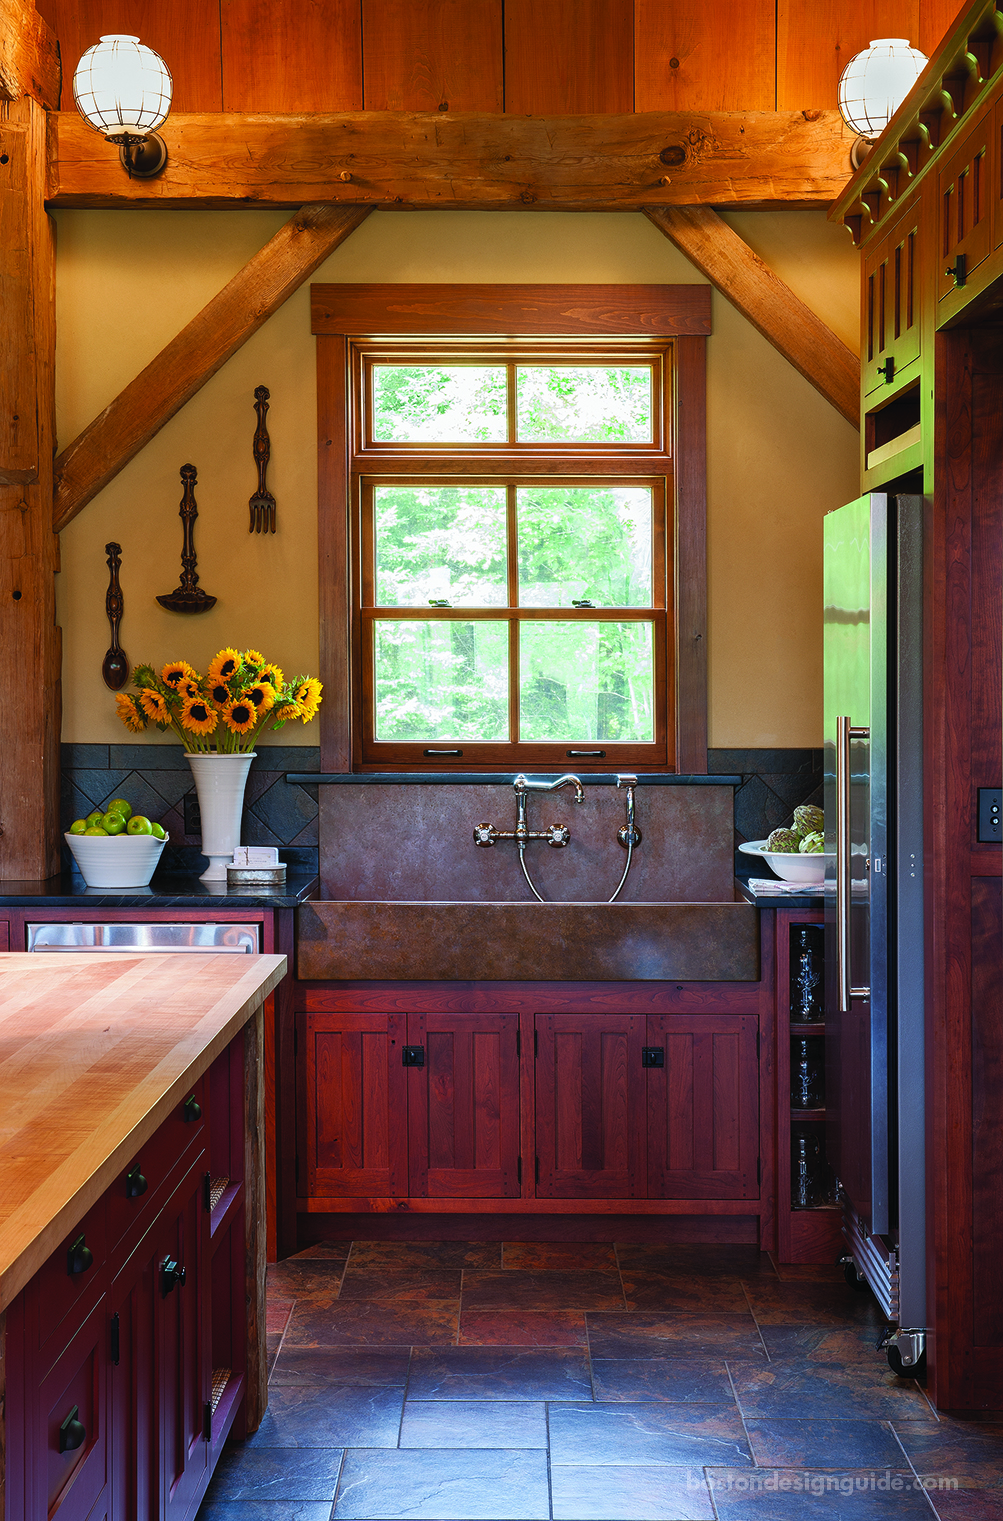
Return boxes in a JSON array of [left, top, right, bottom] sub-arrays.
[[299, 990, 768, 1219], [4, 1036, 253, 1521]]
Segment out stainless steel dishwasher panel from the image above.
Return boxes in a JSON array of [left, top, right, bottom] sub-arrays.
[[26, 922, 260, 952]]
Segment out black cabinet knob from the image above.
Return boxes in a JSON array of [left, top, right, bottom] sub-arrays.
[[125, 1165, 148, 1199], [66, 1234, 93, 1276], [161, 1257, 187, 1296], [59, 1404, 86, 1453], [183, 1094, 202, 1123]]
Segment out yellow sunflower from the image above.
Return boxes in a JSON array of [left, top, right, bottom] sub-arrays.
[[223, 698, 257, 735], [243, 649, 265, 667], [208, 648, 242, 685], [179, 677, 203, 702], [259, 662, 284, 691], [241, 682, 275, 714], [180, 696, 218, 736], [208, 681, 232, 709], [294, 678, 323, 722], [139, 688, 171, 724], [161, 660, 197, 689], [116, 693, 147, 732], [273, 701, 303, 723]]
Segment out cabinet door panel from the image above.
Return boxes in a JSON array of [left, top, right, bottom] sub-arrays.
[[156, 1158, 208, 1521], [863, 204, 922, 396], [535, 1014, 645, 1199], [109, 1229, 157, 1521], [304, 1011, 408, 1197], [647, 1016, 759, 1199], [35, 1296, 109, 1521], [407, 1013, 520, 1198], [939, 113, 992, 299]]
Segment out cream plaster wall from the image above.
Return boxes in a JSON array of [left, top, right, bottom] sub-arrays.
[[53, 207, 860, 751]]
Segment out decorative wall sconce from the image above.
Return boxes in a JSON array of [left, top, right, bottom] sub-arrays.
[[838, 39, 928, 169], [72, 34, 173, 179]]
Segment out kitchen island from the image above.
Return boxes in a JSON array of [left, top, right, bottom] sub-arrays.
[[0, 949, 285, 1521]]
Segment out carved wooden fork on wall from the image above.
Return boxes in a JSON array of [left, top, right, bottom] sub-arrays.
[[249, 385, 276, 533]]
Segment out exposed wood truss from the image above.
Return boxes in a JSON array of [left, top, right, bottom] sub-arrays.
[[0, 0, 58, 106], [52, 204, 372, 532], [47, 108, 855, 210], [645, 206, 859, 428]]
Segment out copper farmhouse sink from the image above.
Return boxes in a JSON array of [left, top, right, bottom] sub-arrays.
[[297, 900, 759, 982]]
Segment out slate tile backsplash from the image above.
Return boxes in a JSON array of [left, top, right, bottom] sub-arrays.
[[59, 745, 820, 878], [60, 744, 320, 874]]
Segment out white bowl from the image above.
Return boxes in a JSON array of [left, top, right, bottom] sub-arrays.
[[739, 838, 829, 884], [65, 831, 168, 889]]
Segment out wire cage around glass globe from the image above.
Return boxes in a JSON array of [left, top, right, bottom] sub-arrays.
[[837, 38, 928, 143], [72, 34, 173, 177]]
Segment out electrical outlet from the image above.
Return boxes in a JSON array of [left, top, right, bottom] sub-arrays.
[[977, 788, 1002, 843], [183, 793, 201, 835]]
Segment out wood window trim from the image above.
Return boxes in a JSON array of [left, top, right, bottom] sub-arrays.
[[314, 283, 710, 774]]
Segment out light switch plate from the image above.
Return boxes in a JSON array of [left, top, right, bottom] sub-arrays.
[[977, 787, 1002, 843]]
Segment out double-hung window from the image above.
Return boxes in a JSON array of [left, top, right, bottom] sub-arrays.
[[313, 285, 710, 773]]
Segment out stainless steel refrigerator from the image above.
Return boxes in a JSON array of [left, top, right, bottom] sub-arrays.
[[823, 492, 927, 1376]]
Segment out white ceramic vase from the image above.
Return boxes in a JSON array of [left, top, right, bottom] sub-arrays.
[[185, 752, 256, 882]]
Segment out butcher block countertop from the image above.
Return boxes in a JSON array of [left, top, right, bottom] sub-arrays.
[[0, 951, 285, 1312]]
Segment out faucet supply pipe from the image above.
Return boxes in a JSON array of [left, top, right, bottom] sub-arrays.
[[608, 774, 640, 902]]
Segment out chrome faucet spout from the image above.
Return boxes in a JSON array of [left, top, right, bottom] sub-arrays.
[[513, 772, 584, 804]]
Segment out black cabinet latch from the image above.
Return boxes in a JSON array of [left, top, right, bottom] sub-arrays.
[[59, 1405, 86, 1454], [125, 1165, 148, 1199], [161, 1258, 187, 1296], [876, 356, 895, 382], [183, 1094, 202, 1123], [67, 1234, 93, 1276], [946, 253, 967, 287], [641, 1047, 665, 1068], [402, 1046, 425, 1068]]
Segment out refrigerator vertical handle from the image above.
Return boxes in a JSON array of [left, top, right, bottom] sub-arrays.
[[837, 715, 871, 1012]]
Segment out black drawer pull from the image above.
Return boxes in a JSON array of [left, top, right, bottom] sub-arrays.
[[183, 1094, 202, 1123], [125, 1165, 148, 1199], [161, 1258, 187, 1296], [67, 1234, 93, 1276], [641, 1047, 665, 1068], [402, 1046, 425, 1068], [59, 1405, 86, 1453], [946, 253, 967, 287]]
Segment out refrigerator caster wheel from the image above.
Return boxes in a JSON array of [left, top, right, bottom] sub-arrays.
[[887, 1344, 926, 1379], [843, 1263, 868, 1290]]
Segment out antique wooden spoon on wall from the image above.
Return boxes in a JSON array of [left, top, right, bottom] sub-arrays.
[[102, 541, 129, 689]]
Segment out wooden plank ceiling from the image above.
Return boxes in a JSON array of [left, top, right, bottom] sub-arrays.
[[36, 0, 966, 116]]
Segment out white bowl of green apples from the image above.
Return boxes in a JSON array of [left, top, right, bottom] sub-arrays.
[[66, 799, 169, 888]]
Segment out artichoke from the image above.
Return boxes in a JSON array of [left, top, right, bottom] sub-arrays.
[[799, 830, 825, 854], [766, 828, 800, 853], [793, 804, 824, 837]]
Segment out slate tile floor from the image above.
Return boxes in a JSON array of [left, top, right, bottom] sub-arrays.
[[197, 1242, 1003, 1521]]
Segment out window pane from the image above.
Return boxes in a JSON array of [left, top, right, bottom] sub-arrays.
[[372, 366, 507, 442], [374, 621, 508, 741], [374, 486, 508, 607], [516, 366, 652, 443], [517, 487, 652, 608], [520, 622, 654, 742]]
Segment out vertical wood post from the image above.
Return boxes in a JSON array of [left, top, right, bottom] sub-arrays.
[[0, 94, 60, 880]]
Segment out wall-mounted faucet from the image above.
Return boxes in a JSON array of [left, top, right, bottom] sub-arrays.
[[473, 773, 642, 904]]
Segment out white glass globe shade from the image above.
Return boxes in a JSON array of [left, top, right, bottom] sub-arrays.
[[838, 39, 927, 140], [72, 34, 172, 138]]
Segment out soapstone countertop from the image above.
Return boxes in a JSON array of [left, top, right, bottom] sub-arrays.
[[0, 867, 319, 909], [0, 951, 285, 1310]]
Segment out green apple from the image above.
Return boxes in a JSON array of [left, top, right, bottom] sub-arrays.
[[83, 825, 108, 836], [150, 822, 166, 840], [102, 811, 127, 835], [127, 815, 153, 835], [69, 819, 87, 835], [106, 798, 133, 819], [85, 810, 104, 827]]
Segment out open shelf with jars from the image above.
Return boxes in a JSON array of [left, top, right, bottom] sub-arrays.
[[775, 909, 843, 1264]]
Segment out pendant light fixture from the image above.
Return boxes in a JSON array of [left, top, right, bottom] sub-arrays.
[[838, 39, 928, 167], [72, 35, 173, 179]]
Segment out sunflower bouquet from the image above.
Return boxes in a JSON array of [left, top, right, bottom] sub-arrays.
[[115, 648, 322, 754]]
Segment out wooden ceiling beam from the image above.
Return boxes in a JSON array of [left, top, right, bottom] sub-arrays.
[[53, 204, 372, 533], [47, 108, 854, 209], [0, 0, 59, 107], [645, 205, 859, 428]]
